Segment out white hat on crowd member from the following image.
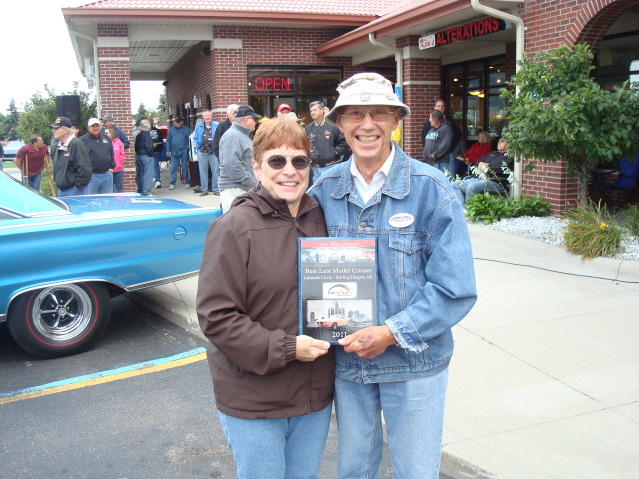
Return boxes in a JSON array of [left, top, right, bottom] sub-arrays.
[[325, 72, 410, 126], [87, 118, 101, 127], [140, 120, 152, 130]]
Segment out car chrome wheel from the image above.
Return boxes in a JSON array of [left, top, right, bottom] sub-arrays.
[[31, 284, 93, 341]]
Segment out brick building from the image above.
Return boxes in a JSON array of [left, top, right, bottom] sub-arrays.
[[62, 0, 639, 210]]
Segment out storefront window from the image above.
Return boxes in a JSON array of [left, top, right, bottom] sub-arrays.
[[594, 33, 639, 89], [444, 55, 505, 144], [248, 66, 342, 120]]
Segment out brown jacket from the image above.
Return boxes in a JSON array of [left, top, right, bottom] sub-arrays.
[[197, 184, 334, 419]]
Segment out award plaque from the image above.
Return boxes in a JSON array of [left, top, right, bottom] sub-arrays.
[[298, 238, 377, 343]]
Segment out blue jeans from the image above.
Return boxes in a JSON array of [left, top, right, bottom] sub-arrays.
[[218, 403, 332, 479], [0, 161, 3, 171], [198, 152, 219, 193], [452, 177, 506, 204], [135, 154, 154, 196], [335, 370, 448, 479], [26, 172, 43, 191], [113, 170, 124, 193], [58, 186, 87, 197], [153, 151, 162, 182], [170, 150, 190, 186], [87, 171, 114, 195]]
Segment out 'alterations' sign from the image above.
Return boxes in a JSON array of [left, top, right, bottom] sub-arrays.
[[419, 17, 507, 50]]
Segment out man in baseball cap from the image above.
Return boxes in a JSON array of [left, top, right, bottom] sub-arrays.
[[217, 105, 261, 213], [81, 117, 115, 194], [309, 73, 477, 479], [50, 117, 92, 196], [100, 113, 130, 149], [276, 103, 292, 119]]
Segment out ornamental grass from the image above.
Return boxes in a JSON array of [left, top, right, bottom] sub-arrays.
[[563, 201, 622, 259]]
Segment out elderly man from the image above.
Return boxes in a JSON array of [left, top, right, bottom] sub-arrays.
[[305, 100, 350, 179], [82, 118, 115, 194], [217, 105, 261, 213], [194, 110, 219, 196], [212, 104, 238, 161], [15, 134, 50, 191], [452, 137, 514, 204], [166, 117, 192, 189], [100, 114, 130, 149], [50, 116, 92, 197], [308, 73, 477, 479]]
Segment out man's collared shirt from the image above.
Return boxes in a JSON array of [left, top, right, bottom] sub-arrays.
[[350, 143, 395, 204]]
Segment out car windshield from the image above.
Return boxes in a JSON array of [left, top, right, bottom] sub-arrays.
[[0, 172, 70, 216]]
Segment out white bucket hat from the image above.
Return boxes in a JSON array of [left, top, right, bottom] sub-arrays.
[[326, 72, 411, 126]]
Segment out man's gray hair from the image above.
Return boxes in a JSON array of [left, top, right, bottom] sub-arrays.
[[309, 100, 325, 110], [233, 116, 245, 123], [227, 104, 239, 115]]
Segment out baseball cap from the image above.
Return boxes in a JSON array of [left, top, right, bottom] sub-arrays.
[[283, 112, 304, 123], [175, 117, 184, 123], [277, 103, 292, 113], [87, 118, 101, 127], [140, 120, 152, 130], [325, 73, 410, 125], [50, 117, 72, 128], [235, 105, 262, 120], [100, 114, 114, 122]]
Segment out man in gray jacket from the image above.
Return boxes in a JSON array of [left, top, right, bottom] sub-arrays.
[[218, 105, 261, 213]]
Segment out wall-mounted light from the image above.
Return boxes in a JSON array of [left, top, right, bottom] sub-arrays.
[[162, 80, 169, 87], [201, 46, 211, 56]]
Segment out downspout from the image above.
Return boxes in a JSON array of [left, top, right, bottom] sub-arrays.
[[67, 27, 101, 119], [471, 0, 525, 196], [369, 33, 403, 143]]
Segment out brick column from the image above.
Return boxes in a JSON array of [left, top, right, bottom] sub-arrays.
[[98, 24, 135, 192], [402, 57, 441, 160]]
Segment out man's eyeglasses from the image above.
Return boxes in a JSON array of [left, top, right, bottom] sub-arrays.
[[339, 108, 397, 123], [262, 155, 311, 170]]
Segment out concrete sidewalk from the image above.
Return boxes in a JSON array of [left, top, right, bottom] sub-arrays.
[[134, 169, 639, 479]]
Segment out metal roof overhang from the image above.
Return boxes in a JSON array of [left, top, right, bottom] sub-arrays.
[[63, 8, 375, 82]]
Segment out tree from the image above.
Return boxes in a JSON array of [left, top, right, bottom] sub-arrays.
[[501, 43, 639, 204], [134, 102, 149, 121], [16, 83, 96, 146], [2, 99, 21, 140]]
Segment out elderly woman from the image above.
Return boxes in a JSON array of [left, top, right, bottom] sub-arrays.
[[197, 119, 334, 479], [455, 130, 492, 177]]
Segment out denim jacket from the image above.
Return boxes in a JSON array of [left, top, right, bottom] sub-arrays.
[[308, 145, 477, 383]]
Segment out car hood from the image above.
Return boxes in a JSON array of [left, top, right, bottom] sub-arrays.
[[60, 194, 208, 214]]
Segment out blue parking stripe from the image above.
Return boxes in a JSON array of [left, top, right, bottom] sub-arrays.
[[0, 347, 206, 398]]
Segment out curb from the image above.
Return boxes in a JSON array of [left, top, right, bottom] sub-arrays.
[[441, 449, 502, 479], [468, 223, 639, 284]]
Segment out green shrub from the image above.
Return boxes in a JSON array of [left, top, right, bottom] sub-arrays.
[[625, 205, 639, 237], [563, 201, 622, 259], [465, 193, 551, 225]]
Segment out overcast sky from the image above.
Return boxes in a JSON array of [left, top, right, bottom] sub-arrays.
[[2, 0, 165, 115]]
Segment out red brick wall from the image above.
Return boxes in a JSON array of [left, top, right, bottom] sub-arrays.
[[166, 26, 400, 125], [166, 26, 354, 123], [98, 23, 135, 191]]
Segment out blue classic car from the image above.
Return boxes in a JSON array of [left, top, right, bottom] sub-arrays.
[[0, 172, 221, 358]]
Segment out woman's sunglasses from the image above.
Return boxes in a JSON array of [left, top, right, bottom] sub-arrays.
[[262, 155, 311, 170]]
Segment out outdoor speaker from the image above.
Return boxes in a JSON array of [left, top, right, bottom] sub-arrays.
[[56, 95, 82, 125]]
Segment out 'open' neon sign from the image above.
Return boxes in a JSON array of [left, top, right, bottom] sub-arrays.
[[254, 77, 292, 91]]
